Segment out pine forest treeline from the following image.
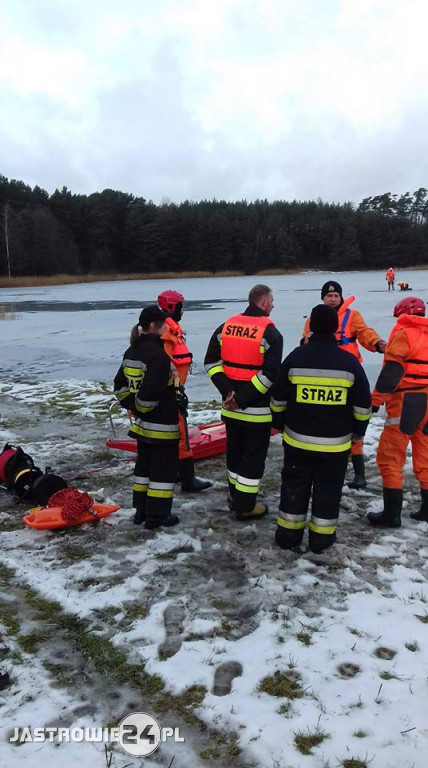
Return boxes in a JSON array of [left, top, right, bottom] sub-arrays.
[[1, 174, 428, 277]]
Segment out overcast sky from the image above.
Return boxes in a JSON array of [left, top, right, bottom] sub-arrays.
[[1, 0, 427, 205]]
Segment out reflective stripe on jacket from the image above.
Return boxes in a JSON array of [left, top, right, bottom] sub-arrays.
[[221, 313, 274, 381]]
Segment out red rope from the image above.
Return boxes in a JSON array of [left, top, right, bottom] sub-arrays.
[[48, 488, 94, 523]]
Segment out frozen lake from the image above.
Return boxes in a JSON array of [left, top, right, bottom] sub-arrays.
[[1, 269, 426, 400]]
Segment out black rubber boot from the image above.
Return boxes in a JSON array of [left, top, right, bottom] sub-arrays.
[[145, 515, 180, 530], [367, 488, 402, 527], [180, 457, 212, 492], [410, 489, 428, 522], [133, 508, 146, 525], [348, 454, 367, 489]]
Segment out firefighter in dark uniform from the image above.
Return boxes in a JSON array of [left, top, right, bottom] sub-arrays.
[[114, 305, 180, 529], [204, 284, 283, 520], [272, 304, 372, 552]]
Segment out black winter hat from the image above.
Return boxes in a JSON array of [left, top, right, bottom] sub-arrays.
[[139, 305, 167, 326], [321, 280, 343, 299], [310, 304, 339, 336]]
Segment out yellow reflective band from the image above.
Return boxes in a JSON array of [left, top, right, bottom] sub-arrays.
[[353, 411, 371, 421], [208, 365, 224, 377], [221, 408, 271, 423], [276, 517, 307, 530], [228, 476, 237, 486], [283, 433, 351, 453], [124, 366, 144, 378], [271, 403, 287, 412], [147, 489, 174, 498], [259, 345, 265, 353], [131, 425, 179, 440], [309, 522, 337, 535], [235, 482, 259, 494], [133, 483, 148, 492], [135, 403, 155, 414], [290, 376, 353, 388], [251, 375, 269, 394], [296, 384, 346, 405], [116, 390, 130, 401]]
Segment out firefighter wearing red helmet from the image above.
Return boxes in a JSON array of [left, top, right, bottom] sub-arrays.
[[158, 289, 212, 492], [368, 296, 428, 526]]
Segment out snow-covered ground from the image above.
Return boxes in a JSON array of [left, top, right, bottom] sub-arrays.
[[1, 272, 428, 768]]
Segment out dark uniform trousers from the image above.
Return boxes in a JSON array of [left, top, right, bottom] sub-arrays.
[[133, 441, 179, 524], [226, 422, 271, 515], [276, 445, 349, 551]]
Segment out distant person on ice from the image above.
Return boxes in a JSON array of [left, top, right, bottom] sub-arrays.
[[302, 280, 386, 490], [386, 267, 395, 290], [158, 289, 212, 493], [368, 297, 428, 527], [398, 281, 411, 291], [114, 305, 180, 530], [204, 284, 283, 520], [272, 304, 371, 554]]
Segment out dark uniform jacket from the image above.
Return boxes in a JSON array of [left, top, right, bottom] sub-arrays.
[[204, 304, 283, 427], [271, 336, 372, 452], [114, 334, 179, 444]]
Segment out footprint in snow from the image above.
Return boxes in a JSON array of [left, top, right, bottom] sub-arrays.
[[212, 661, 243, 696], [158, 603, 185, 660]]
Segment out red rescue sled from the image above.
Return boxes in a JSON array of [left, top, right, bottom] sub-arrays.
[[23, 503, 120, 530], [106, 422, 227, 460]]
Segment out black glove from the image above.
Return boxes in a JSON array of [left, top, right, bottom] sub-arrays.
[[176, 386, 189, 418]]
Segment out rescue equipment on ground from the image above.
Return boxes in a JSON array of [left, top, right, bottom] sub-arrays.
[[107, 421, 227, 460], [0, 443, 67, 502], [22, 487, 120, 530]]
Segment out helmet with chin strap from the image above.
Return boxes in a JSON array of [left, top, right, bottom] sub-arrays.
[[158, 290, 185, 313], [393, 297, 426, 318]]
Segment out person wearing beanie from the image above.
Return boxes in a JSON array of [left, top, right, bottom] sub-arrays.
[[158, 289, 212, 493], [113, 305, 180, 530], [302, 280, 386, 490], [271, 304, 371, 554]]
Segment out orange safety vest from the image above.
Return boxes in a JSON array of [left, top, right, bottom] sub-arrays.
[[163, 318, 192, 366], [221, 313, 274, 381], [386, 269, 395, 281], [336, 296, 362, 362], [388, 314, 428, 391]]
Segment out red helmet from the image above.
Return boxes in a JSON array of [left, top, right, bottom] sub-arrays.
[[393, 297, 426, 318], [157, 290, 184, 313]]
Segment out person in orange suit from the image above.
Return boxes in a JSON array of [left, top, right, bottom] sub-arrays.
[[158, 290, 212, 492], [368, 296, 428, 527], [302, 280, 386, 489], [386, 268, 395, 290]]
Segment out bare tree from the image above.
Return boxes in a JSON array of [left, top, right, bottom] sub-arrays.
[[1, 202, 12, 278]]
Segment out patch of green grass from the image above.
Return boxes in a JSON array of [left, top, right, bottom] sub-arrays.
[[337, 663, 360, 678], [18, 630, 49, 653], [347, 626, 364, 637], [405, 640, 419, 652], [353, 730, 368, 739], [340, 759, 370, 768], [415, 613, 428, 623], [374, 646, 396, 660], [42, 661, 75, 687], [379, 671, 398, 680], [155, 685, 207, 729], [0, 603, 20, 635], [0, 564, 15, 584], [294, 728, 330, 755], [259, 671, 304, 699], [296, 631, 312, 646], [277, 702, 292, 716], [200, 748, 221, 760]]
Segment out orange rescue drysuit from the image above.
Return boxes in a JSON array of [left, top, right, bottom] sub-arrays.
[[372, 314, 428, 490]]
